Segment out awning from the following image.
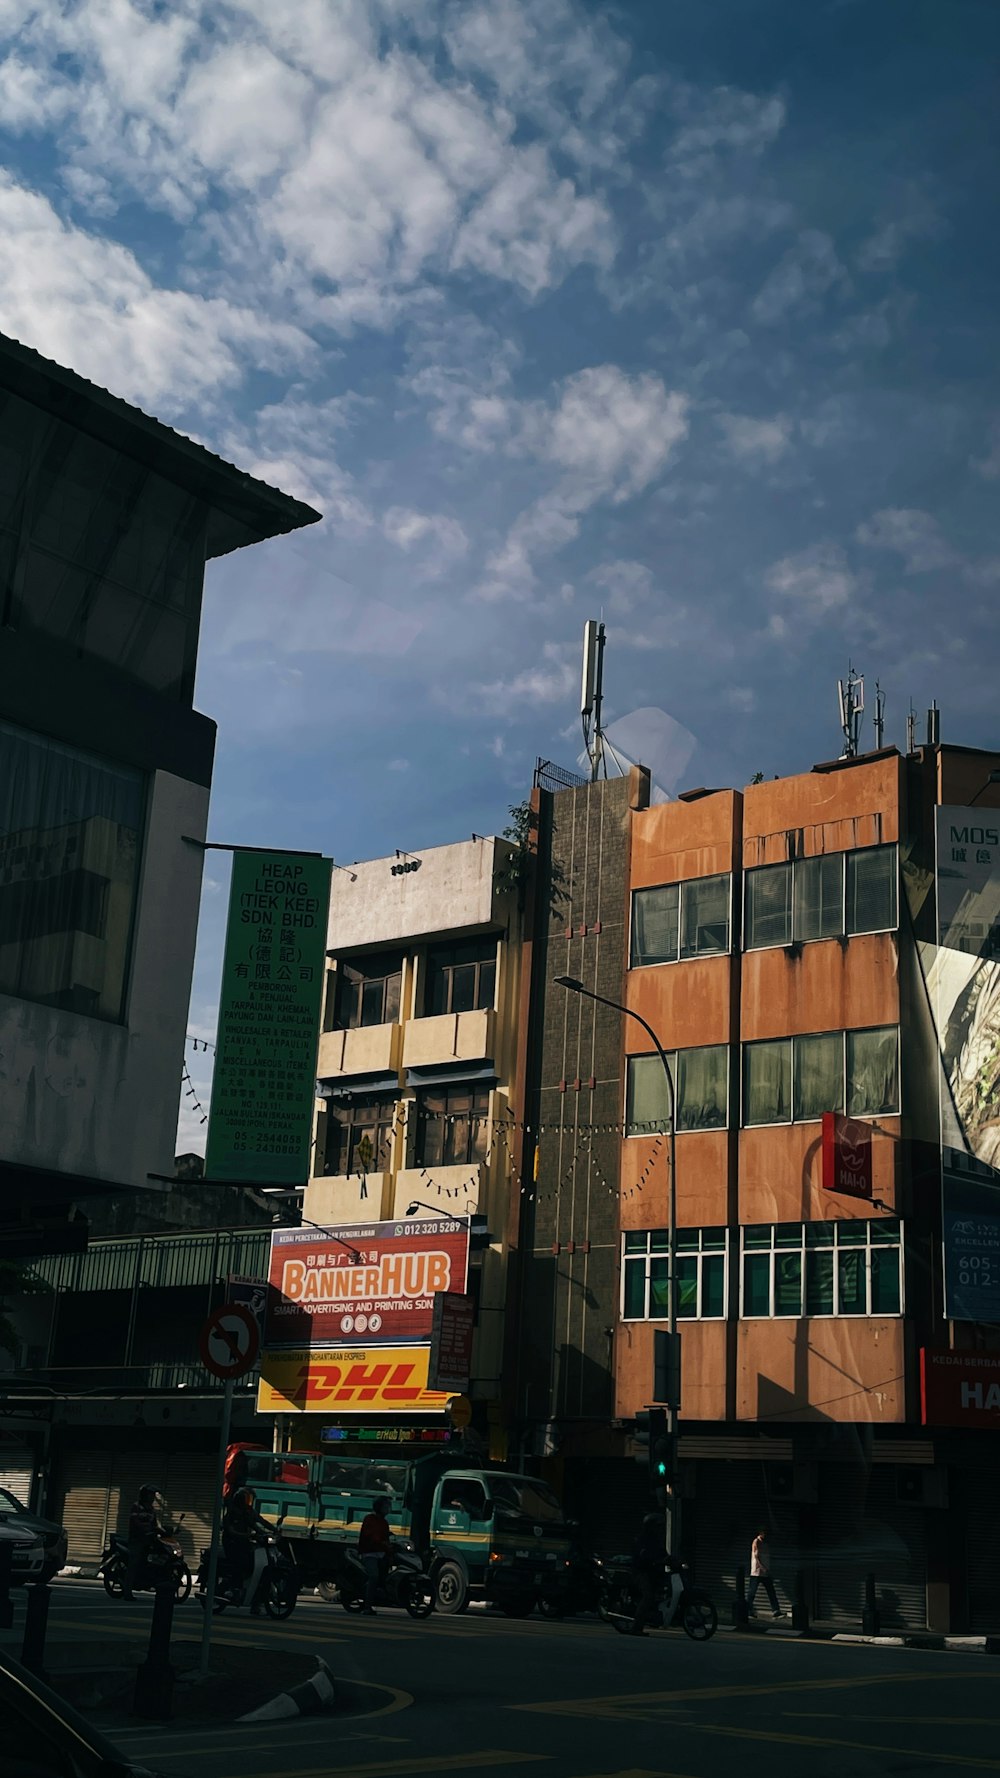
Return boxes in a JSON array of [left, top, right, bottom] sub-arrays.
[[317, 1072, 400, 1099], [405, 1061, 498, 1089]]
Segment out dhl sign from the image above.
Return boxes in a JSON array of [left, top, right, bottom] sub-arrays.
[[257, 1343, 452, 1415]]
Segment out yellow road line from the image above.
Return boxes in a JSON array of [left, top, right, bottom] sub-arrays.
[[696, 1722, 1000, 1770], [513, 1668, 920, 1717], [219, 1751, 547, 1778], [785, 1711, 1000, 1727]]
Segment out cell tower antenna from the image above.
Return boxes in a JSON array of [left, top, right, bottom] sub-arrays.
[[581, 619, 607, 781], [874, 680, 886, 751], [837, 663, 864, 759], [906, 700, 917, 754]]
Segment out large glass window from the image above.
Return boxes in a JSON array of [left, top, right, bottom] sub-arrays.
[[416, 1084, 490, 1168], [626, 1045, 728, 1135], [743, 1027, 899, 1124], [424, 937, 496, 1017], [622, 1228, 728, 1321], [0, 717, 144, 1020], [330, 951, 403, 1030], [745, 846, 898, 950], [631, 874, 730, 967], [741, 1220, 902, 1317], [324, 1094, 397, 1176]]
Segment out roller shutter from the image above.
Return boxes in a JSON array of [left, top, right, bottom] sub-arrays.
[[963, 1476, 1000, 1633], [0, 1450, 34, 1507], [58, 1446, 218, 1572], [157, 1452, 217, 1573], [814, 1466, 927, 1630], [59, 1451, 115, 1567], [691, 1461, 796, 1615]]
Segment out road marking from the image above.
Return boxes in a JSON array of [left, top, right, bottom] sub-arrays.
[[513, 1669, 921, 1718], [695, 1722, 1000, 1769], [219, 1752, 547, 1778], [785, 1711, 1000, 1727]]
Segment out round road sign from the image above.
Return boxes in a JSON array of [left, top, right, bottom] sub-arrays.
[[448, 1395, 472, 1429], [199, 1302, 260, 1380]]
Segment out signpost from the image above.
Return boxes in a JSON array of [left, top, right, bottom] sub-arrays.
[[205, 851, 332, 1186], [197, 1305, 260, 1679], [428, 1291, 476, 1393]]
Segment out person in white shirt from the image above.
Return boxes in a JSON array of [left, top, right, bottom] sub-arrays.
[[747, 1527, 782, 1618]]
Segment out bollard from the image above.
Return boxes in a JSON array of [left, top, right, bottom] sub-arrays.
[[21, 1582, 51, 1678], [0, 1540, 13, 1631], [792, 1567, 809, 1634], [733, 1565, 749, 1628], [861, 1570, 880, 1637], [132, 1581, 176, 1720]]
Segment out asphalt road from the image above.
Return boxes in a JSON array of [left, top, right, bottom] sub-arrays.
[[7, 1580, 1000, 1778]]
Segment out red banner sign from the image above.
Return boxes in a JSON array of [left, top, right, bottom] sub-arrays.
[[263, 1218, 470, 1349], [920, 1348, 1000, 1426], [822, 1112, 873, 1199], [428, 1291, 476, 1393]]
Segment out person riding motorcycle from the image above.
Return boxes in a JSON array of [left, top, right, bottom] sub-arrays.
[[222, 1486, 269, 1600], [629, 1512, 665, 1636], [123, 1485, 161, 1601]]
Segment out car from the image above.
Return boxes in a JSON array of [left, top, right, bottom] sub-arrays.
[[0, 1491, 68, 1585], [0, 1521, 45, 1588], [1, 1645, 166, 1777]]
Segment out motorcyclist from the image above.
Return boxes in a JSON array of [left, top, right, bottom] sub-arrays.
[[629, 1512, 665, 1636], [123, 1485, 160, 1601], [358, 1496, 392, 1616], [222, 1485, 269, 1601]]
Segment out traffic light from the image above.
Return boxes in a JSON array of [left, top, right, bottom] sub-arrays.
[[651, 1425, 672, 1483], [634, 1407, 668, 1467]]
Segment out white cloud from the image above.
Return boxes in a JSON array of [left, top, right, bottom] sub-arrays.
[[856, 508, 956, 573], [972, 422, 1000, 482], [722, 685, 757, 713], [670, 85, 786, 165], [470, 641, 576, 713], [539, 366, 690, 501], [0, 53, 71, 130], [752, 230, 849, 326], [383, 506, 468, 558], [0, 172, 313, 414], [717, 411, 793, 464], [588, 559, 654, 614], [387, 757, 410, 771], [765, 542, 855, 625]]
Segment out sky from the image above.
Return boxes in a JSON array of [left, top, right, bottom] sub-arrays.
[[2, 0, 998, 1152]]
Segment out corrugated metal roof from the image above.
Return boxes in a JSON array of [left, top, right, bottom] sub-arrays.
[[0, 329, 322, 558]]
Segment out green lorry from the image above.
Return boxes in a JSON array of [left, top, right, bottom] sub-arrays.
[[235, 1444, 571, 1616]]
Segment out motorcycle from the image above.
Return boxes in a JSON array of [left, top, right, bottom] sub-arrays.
[[599, 1554, 717, 1641], [335, 1540, 434, 1619], [538, 1548, 605, 1619], [195, 1520, 298, 1620], [100, 1517, 192, 1603]]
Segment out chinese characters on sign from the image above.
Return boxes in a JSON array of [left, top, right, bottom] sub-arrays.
[[263, 1219, 470, 1349], [205, 851, 332, 1185], [427, 1291, 476, 1393]]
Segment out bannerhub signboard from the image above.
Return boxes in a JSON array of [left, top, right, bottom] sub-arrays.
[[931, 810, 1000, 1319], [205, 851, 332, 1186]]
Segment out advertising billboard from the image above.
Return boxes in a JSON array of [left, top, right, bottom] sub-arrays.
[[257, 1344, 452, 1415], [205, 851, 332, 1185], [263, 1217, 470, 1349], [920, 1348, 1000, 1426], [931, 809, 1000, 1319], [428, 1291, 476, 1393]]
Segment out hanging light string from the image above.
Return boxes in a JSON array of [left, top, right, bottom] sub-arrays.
[[181, 1063, 209, 1127]]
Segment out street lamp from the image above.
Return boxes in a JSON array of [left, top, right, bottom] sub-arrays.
[[553, 973, 680, 1554]]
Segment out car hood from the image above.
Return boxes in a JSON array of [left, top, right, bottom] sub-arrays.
[[0, 1523, 41, 1547]]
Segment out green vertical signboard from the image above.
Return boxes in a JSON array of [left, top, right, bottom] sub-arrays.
[[205, 852, 332, 1185]]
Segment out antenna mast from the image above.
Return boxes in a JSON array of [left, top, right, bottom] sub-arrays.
[[907, 700, 917, 754], [837, 664, 865, 759], [874, 680, 885, 750], [581, 619, 607, 781]]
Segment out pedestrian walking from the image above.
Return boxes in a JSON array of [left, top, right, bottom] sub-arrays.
[[358, 1496, 392, 1615], [747, 1526, 782, 1618]]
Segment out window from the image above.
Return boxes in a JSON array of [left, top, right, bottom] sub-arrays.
[[331, 950, 403, 1029], [0, 717, 144, 1021], [622, 1228, 728, 1320], [740, 1220, 902, 1317], [745, 845, 897, 950], [631, 874, 731, 967], [324, 1094, 397, 1176], [743, 1027, 899, 1125], [487, 1476, 565, 1522], [625, 1045, 728, 1135], [416, 1084, 490, 1168], [424, 936, 497, 1016]]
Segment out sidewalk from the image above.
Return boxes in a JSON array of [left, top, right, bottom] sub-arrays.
[[16, 1632, 320, 1724], [726, 1616, 1000, 1654]]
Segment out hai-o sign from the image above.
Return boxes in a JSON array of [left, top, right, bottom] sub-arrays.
[[821, 1111, 873, 1200]]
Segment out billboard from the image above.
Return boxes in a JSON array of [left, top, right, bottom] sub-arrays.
[[263, 1218, 470, 1349], [206, 851, 332, 1185], [931, 809, 1000, 1319], [257, 1344, 452, 1415], [428, 1291, 476, 1393], [920, 1349, 1000, 1426]]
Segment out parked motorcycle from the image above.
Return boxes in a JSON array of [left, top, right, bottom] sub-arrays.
[[599, 1554, 717, 1641], [195, 1522, 298, 1620], [538, 1548, 605, 1619], [100, 1517, 191, 1603], [335, 1540, 434, 1618]]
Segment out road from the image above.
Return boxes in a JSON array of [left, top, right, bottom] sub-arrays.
[[6, 1580, 1000, 1778]]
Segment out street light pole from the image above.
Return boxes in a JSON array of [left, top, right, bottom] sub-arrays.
[[553, 975, 678, 1555]]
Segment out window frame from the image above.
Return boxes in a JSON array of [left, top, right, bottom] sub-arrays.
[[329, 952, 403, 1031], [742, 1026, 900, 1127], [743, 844, 898, 952], [423, 936, 498, 1018], [624, 1044, 730, 1136], [630, 872, 733, 969], [621, 1228, 730, 1322], [738, 1220, 904, 1319], [414, 1082, 492, 1169], [324, 1093, 398, 1177]]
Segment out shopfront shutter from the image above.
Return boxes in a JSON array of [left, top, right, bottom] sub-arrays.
[[0, 1450, 34, 1506], [963, 1475, 1000, 1632], [59, 1450, 115, 1568], [815, 1467, 926, 1630], [691, 1462, 796, 1615], [159, 1451, 218, 1573], [563, 1456, 652, 1559]]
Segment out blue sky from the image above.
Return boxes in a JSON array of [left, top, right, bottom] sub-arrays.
[[2, 0, 998, 1150]]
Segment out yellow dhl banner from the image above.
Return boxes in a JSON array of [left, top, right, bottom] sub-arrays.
[[257, 1344, 452, 1415]]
